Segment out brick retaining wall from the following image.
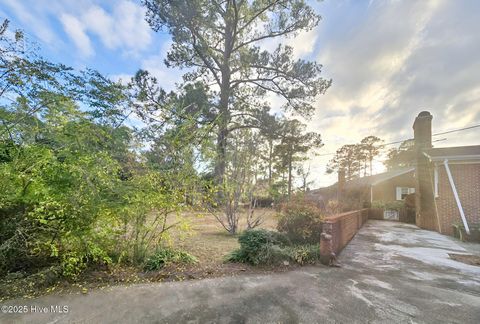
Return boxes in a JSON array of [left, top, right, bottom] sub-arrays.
[[320, 209, 369, 264]]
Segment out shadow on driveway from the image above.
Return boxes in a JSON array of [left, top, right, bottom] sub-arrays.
[[2, 220, 480, 323]]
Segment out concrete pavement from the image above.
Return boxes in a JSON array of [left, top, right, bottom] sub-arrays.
[[1, 220, 480, 323]]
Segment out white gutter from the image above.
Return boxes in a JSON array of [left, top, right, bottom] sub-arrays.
[[443, 159, 470, 235]]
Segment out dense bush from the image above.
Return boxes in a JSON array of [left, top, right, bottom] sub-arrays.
[[277, 202, 324, 244], [226, 229, 320, 265], [226, 229, 290, 265], [0, 94, 192, 279], [143, 248, 198, 271], [337, 188, 370, 212], [371, 200, 404, 211], [285, 244, 321, 265]]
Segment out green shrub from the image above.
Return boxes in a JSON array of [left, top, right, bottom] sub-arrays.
[[143, 248, 198, 271], [226, 229, 321, 266], [226, 229, 291, 265], [61, 244, 112, 280], [238, 229, 291, 252], [286, 245, 321, 265], [277, 202, 324, 244], [371, 200, 404, 211]]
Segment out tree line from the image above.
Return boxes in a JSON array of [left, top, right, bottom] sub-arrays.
[[0, 0, 330, 278], [327, 136, 416, 181]]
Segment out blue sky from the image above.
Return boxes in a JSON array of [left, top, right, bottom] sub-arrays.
[[2, 0, 480, 187]]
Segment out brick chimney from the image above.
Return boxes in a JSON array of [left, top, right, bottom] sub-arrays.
[[337, 169, 346, 201], [412, 111, 439, 232], [413, 111, 433, 149]]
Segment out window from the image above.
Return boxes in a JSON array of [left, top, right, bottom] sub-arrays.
[[396, 187, 415, 200]]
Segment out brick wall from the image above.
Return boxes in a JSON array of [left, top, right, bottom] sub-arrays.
[[415, 156, 439, 231], [368, 208, 384, 220], [436, 163, 480, 236], [320, 209, 369, 262]]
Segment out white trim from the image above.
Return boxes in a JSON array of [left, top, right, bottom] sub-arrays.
[[443, 159, 470, 235], [425, 153, 480, 162], [434, 160, 480, 165], [434, 164, 439, 198]]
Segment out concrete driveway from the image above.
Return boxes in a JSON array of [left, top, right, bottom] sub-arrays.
[[2, 220, 480, 323]]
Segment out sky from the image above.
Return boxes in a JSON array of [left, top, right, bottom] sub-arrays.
[[1, 0, 479, 188]]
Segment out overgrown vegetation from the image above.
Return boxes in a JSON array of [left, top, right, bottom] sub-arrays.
[[277, 201, 324, 244], [0, 20, 196, 282], [226, 229, 321, 266], [1, 0, 332, 297], [144, 248, 198, 271], [371, 200, 405, 211]]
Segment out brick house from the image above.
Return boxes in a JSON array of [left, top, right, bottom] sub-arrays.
[[360, 168, 416, 203], [413, 111, 480, 237], [307, 167, 416, 208]]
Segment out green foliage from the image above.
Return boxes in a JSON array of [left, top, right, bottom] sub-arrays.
[[226, 229, 320, 266], [277, 202, 324, 244], [385, 140, 415, 170], [143, 248, 198, 271], [327, 136, 384, 180], [117, 172, 192, 264], [141, 0, 331, 195], [0, 22, 195, 280], [286, 245, 321, 265], [238, 229, 291, 255], [371, 200, 404, 211], [226, 229, 290, 265]]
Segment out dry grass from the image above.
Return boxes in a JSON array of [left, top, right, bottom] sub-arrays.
[[0, 208, 284, 301], [173, 208, 278, 265]]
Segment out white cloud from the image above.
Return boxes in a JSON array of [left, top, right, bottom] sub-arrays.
[[114, 1, 152, 51], [2, 0, 56, 45], [109, 73, 133, 85], [82, 5, 115, 48], [60, 13, 94, 57], [4, 0, 153, 58], [286, 27, 318, 58], [81, 1, 152, 56], [304, 0, 480, 188], [141, 40, 183, 92], [257, 27, 319, 59]]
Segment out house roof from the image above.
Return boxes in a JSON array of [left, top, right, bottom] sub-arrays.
[[346, 167, 415, 187], [308, 167, 415, 195], [424, 145, 480, 161]]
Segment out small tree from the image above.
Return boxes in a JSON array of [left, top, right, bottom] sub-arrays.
[[210, 129, 261, 234]]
